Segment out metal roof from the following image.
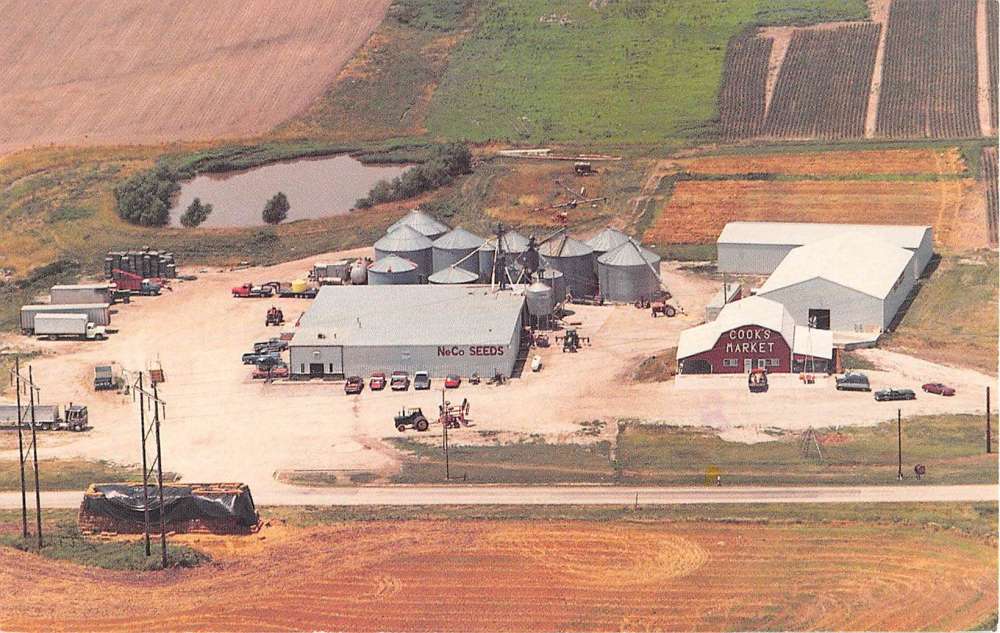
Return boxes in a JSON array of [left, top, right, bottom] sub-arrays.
[[757, 234, 914, 299], [374, 225, 433, 252], [586, 227, 631, 253], [293, 285, 525, 347], [368, 254, 418, 273], [597, 239, 660, 267], [538, 234, 593, 258], [498, 230, 530, 253], [51, 283, 111, 291], [792, 326, 833, 359], [678, 296, 796, 359], [717, 222, 931, 249], [428, 267, 480, 284], [433, 227, 485, 250], [388, 209, 450, 237]]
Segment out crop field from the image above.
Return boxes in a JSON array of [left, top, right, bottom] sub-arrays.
[[875, 0, 981, 138], [0, 519, 995, 632], [718, 33, 773, 138], [0, 0, 391, 154], [983, 146, 998, 246], [676, 147, 967, 176], [762, 24, 881, 139], [643, 179, 977, 249], [989, 0, 999, 132]]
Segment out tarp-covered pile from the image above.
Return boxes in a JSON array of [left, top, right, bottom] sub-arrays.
[[79, 482, 259, 535]]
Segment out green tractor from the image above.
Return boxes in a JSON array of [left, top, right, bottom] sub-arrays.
[[394, 407, 430, 432]]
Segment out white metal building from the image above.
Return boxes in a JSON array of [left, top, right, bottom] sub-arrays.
[[717, 222, 933, 276], [290, 285, 525, 379], [755, 234, 917, 333]]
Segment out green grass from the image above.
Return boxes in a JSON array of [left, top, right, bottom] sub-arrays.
[[426, 0, 869, 144], [0, 459, 173, 492]]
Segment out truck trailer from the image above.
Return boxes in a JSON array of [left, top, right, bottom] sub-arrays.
[[0, 403, 89, 431], [50, 283, 113, 305], [20, 303, 111, 333], [34, 313, 107, 340]]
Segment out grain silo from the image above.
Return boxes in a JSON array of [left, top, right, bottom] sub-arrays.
[[597, 240, 662, 303], [432, 227, 484, 275], [428, 266, 480, 285], [498, 230, 530, 254], [586, 227, 631, 272], [540, 269, 566, 303], [525, 280, 555, 327], [374, 225, 433, 278], [478, 241, 497, 282], [368, 255, 421, 285], [388, 209, 449, 241], [539, 234, 595, 299]]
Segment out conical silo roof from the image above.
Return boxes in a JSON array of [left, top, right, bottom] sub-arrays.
[[388, 209, 450, 238], [374, 225, 433, 252], [499, 230, 530, 253], [586, 227, 631, 253], [433, 227, 485, 250], [538, 234, 593, 258], [598, 240, 660, 266], [428, 266, 480, 284], [369, 254, 418, 273]]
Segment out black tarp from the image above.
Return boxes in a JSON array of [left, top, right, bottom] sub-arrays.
[[82, 484, 258, 527]]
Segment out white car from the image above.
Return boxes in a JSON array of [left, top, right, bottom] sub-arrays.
[[531, 355, 542, 372]]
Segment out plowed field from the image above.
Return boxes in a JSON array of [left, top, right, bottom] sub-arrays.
[[644, 179, 980, 249], [676, 148, 966, 176], [0, 0, 391, 154], [0, 521, 995, 632]]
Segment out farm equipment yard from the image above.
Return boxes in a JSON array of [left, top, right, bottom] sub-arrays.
[[1, 246, 994, 496]]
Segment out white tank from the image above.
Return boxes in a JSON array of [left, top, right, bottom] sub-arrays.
[[526, 281, 555, 317], [350, 259, 368, 285]]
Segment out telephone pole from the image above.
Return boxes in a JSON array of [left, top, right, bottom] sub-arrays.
[[441, 390, 450, 481], [134, 372, 168, 567], [9, 359, 43, 548], [9, 357, 29, 538], [987, 386, 992, 454], [897, 409, 903, 481]]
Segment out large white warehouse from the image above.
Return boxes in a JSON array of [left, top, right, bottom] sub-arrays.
[[717, 222, 933, 276]]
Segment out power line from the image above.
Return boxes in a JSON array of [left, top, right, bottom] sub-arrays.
[[8, 358, 42, 549], [133, 372, 168, 568]]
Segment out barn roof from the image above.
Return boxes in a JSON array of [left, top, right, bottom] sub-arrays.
[[717, 222, 931, 250], [677, 296, 796, 359]]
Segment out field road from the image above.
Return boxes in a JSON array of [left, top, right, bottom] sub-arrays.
[[1, 484, 995, 509]]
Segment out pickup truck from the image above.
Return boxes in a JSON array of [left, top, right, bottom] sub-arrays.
[[232, 283, 274, 298], [242, 351, 282, 366]]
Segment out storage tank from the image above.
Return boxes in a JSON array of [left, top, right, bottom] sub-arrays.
[[428, 267, 479, 285], [525, 280, 555, 317], [373, 225, 433, 278], [368, 255, 421, 285], [586, 227, 631, 273], [539, 235, 595, 299], [432, 227, 484, 275], [540, 269, 566, 302], [387, 209, 449, 241], [597, 240, 662, 303], [350, 260, 368, 285], [478, 242, 497, 282], [290, 279, 309, 294]]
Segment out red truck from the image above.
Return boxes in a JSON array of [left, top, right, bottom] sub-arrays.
[[111, 269, 162, 296], [232, 283, 274, 298]]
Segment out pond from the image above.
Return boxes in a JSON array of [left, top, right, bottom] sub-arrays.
[[168, 155, 409, 227]]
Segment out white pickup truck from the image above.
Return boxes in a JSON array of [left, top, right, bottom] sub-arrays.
[[34, 313, 107, 340]]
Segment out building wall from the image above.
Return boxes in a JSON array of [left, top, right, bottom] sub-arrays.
[[717, 243, 795, 275], [289, 345, 344, 376], [882, 256, 918, 329], [679, 325, 792, 374], [758, 278, 884, 333], [910, 228, 934, 277]]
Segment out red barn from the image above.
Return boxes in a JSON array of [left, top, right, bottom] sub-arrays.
[[678, 296, 832, 374]]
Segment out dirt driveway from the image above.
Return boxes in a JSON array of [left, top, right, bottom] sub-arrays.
[[0, 249, 994, 495]]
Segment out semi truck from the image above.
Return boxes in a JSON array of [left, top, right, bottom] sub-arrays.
[[20, 303, 111, 333], [34, 313, 107, 340], [0, 403, 89, 431], [111, 269, 162, 296]]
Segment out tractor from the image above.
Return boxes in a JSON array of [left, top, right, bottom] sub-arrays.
[[394, 407, 430, 432], [650, 301, 677, 318], [266, 306, 284, 326], [556, 328, 590, 353]]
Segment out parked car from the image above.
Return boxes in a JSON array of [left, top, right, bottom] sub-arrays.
[[444, 374, 462, 389], [390, 371, 410, 391], [252, 364, 289, 379], [242, 351, 281, 366], [835, 372, 871, 392], [874, 388, 916, 402], [370, 372, 387, 390], [345, 376, 364, 395], [414, 371, 431, 390], [253, 338, 288, 353], [922, 382, 956, 396]]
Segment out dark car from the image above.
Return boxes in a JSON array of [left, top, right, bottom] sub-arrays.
[[922, 382, 956, 396], [444, 374, 462, 389], [414, 371, 431, 390], [835, 372, 871, 392], [242, 351, 281, 366], [370, 372, 387, 390], [345, 376, 364, 395], [874, 388, 916, 402], [253, 338, 288, 353]]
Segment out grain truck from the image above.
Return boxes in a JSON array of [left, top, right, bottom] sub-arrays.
[[0, 403, 89, 431], [34, 313, 107, 340]]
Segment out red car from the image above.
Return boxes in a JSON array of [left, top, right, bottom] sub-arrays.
[[369, 372, 386, 390], [444, 374, 462, 389], [252, 365, 288, 379], [345, 376, 364, 395], [922, 382, 956, 396]]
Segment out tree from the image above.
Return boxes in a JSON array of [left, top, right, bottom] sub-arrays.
[[180, 197, 213, 228], [262, 192, 290, 225]]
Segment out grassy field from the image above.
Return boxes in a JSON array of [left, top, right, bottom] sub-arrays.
[[0, 458, 172, 492], [426, 0, 869, 144], [884, 252, 998, 374]]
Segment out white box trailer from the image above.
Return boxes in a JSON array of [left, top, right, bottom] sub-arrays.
[[50, 283, 112, 305], [20, 303, 111, 332], [34, 313, 107, 340]]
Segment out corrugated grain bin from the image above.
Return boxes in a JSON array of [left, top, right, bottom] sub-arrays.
[[428, 267, 479, 285], [539, 235, 595, 299], [498, 230, 530, 254], [540, 269, 566, 302], [586, 227, 631, 272], [374, 225, 433, 278], [388, 209, 449, 241], [478, 242, 497, 282], [50, 284, 112, 305], [597, 240, 662, 303], [432, 227, 484, 275], [369, 255, 421, 285], [526, 280, 555, 317], [20, 303, 111, 332]]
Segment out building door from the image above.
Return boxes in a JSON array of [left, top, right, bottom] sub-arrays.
[[743, 358, 753, 373], [808, 309, 831, 330], [309, 363, 324, 377]]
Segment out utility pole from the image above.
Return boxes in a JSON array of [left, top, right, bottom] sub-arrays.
[[152, 381, 167, 568], [897, 408, 903, 481], [134, 373, 167, 567], [11, 357, 28, 538], [28, 366, 42, 548], [441, 390, 450, 481], [137, 372, 151, 556], [987, 386, 992, 454], [10, 359, 42, 547]]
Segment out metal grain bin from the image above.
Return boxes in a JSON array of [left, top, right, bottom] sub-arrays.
[[374, 225, 433, 278], [369, 255, 421, 285], [526, 280, 555, 317], [540, 269, 566, 302], [388, 209, 449, 241], [478, 242, 497, 282], [539, 235, 595, 299], [498, 230, 530, 254], [597, 240, 662, 303], [586, 227, 631, 273], [432, 227, 484, 275], [428, 267, 479, 285]]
